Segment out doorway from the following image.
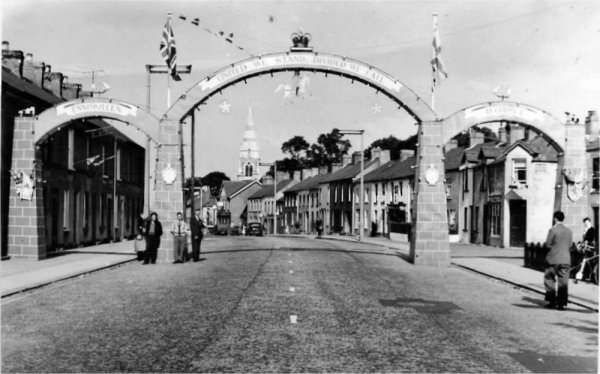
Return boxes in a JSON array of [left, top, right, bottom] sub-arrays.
[[509, 200, 527, 247]]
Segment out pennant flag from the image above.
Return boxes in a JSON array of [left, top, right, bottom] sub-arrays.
[[160, 15, 181, 81], [431, 15, 448, 87], [85, 155, 100, 166]]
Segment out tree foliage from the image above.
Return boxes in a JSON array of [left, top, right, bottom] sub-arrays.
[[184, 171, 230, 197], [281, 135, 309, 160]]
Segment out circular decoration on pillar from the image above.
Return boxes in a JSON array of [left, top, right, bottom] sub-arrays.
[[425, 164, 439, 186], [162, 163, 177, 185], [567, 183, 583, 202]]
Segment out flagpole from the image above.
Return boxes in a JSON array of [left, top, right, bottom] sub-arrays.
[[167, 11, 172, 108], [431, 13, 437, 111]]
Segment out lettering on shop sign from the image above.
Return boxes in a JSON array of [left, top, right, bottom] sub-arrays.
[[465, 105, 544, 122], [56, 101, 138, 117], [197, 53, 403, 93]]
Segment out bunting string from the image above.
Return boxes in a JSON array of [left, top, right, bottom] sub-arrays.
[[177, 15, 255, 57]]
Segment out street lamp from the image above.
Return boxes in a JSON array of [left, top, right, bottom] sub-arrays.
[[338, 129, 365, 241], [260, 161, 277, 235]]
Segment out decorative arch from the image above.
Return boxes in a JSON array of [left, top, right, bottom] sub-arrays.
[[163, 51, 437, 123], [442, 101, 564, 151], [34, 97, 160, 145]]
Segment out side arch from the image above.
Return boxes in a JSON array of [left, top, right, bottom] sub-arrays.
[[442, 101, 564, 151], [163, 51, 437, 123], [34, 97, 160, 145]]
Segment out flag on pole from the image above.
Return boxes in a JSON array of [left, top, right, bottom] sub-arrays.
[[431, 15, 448, 88], [160, 14, 181, 81]]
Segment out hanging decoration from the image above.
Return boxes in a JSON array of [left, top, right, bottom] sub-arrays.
[[177, 15, 255, 57], [218, 99, 232, 114], [11, 169, 35, 200]]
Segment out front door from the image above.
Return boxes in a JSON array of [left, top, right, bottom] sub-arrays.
[[509, 200, 527, 247]]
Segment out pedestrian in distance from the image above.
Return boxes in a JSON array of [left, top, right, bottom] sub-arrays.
[[543, 210, 573, 310], [135, 213, 147, 261], [581, 217, 596, 250], [190, 208, 205, 262], [143, 212, 163, 265], [171, 212, 189, 264]]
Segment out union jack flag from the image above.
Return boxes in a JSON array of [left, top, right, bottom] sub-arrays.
[[160, 15, 181, 81]]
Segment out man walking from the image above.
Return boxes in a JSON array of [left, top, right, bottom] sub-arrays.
[[171, 212, 189, 264], [544, 210, 573, 310], [190, 208, 205, 262]]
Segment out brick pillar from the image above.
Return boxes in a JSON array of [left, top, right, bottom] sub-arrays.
[[151, 119, 184, 262], [410, 120, 451, 266], [7, 117, 47, 259], [558, 122, 590, 236]]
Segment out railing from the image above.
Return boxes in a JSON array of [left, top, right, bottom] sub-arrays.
[[524, 242, 590, 279]]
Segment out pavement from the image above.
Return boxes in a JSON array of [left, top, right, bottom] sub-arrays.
[[1, 234, 597, 311]]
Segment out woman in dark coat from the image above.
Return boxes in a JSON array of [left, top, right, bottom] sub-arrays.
[[144, 212, 163, 265]]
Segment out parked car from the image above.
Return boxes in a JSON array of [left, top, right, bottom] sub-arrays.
[[247, 222, 263, 236]]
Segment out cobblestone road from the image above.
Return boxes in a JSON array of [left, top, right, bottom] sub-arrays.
[[1, 237, 597, 372]]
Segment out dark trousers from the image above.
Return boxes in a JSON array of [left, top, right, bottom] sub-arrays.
[[192, 237, 202, 260], [544, 264, 570, 306], [144, 236, 159, 264]]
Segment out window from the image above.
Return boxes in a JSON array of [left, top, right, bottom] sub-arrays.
[[399, 181, 403, 197], [480, 169, 487, 191], [67, 129, 74, 169], [116, 147, 122, 181], [512, 159, 527, 184], [462, 170, 469, 192], [63, 190, 71, 229], [490, 202, 501, 235], [245, 163, 253, 177], [593, 157, 599, 191], [83, 192, 89, 228], [463, 207, 468, 232], [375, 184, 378, 203]]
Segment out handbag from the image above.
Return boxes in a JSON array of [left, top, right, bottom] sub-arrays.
[[134, 234, 146, 252]]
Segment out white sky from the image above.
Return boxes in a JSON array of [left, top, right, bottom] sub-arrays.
[[3, 0, 599, 179]]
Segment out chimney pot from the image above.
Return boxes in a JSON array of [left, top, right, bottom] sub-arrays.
[[2, 41, 9, 51], [25, 53, 33, 63]]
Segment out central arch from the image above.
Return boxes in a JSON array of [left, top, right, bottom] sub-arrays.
[[154, 50, 446, 265], [163, 51, 436, 123]]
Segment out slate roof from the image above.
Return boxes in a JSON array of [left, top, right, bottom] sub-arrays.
[[248, 179, 295, 199], [319, 159, 379, 184], [444, 148, 465, 171], [286, 174, 328, 193], [2, 67, 63, 105], [222, 180, 256, 198], [463, 141, 501, 163], [362, 157, 416, 183]]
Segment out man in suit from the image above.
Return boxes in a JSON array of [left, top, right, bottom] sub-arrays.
[[190, 208, 205, 262], [544, 210, 573, 310], [170, 212, 189, 264]]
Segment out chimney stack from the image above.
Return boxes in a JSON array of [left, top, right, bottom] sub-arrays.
[[469, 132, 485, 147], [342, 155, 352, 166], [46, 72, 64, 97], [62, 82, 82, 100], [445, 139, 458, 151], [508, 124, 525, 144], [2, 46, 24, 77], [399, 149, 415, 161], [23, 53, 48, 88], [585, 110, 599, 137], [498, 126, 507, 143]]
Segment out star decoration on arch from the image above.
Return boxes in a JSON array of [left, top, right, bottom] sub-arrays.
[[219, 99, 231, 114], [371, 102, 382, 114]]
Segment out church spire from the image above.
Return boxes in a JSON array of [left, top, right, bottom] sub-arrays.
[[237, 104, 260, 180]]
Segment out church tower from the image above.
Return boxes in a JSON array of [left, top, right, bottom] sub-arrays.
[[237, 104, 260, 181]]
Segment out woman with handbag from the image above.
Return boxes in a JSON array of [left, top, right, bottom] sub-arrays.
[[143, 212, 163, 265]]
